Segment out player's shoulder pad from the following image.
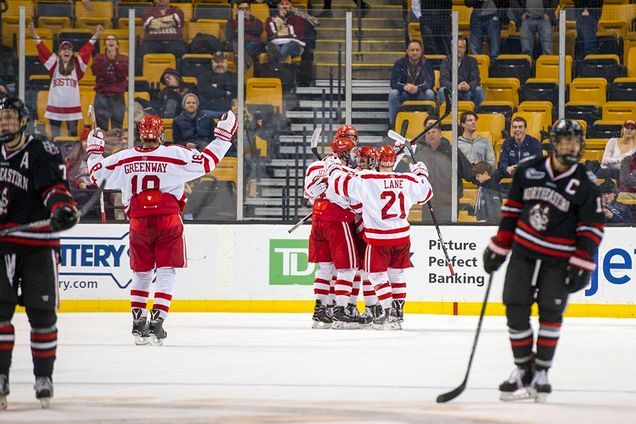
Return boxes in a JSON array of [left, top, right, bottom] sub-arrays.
[[29, 134, 62, 158]]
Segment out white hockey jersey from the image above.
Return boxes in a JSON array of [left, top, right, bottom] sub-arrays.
[[304, 159, 357, 222], [330, 170, 433, 246], [87, 140, 231, 217]]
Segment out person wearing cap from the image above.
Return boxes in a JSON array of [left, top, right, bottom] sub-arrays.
[[225, 1, 264, 68], [140, 0, 187, 60], [265, 0, 305, 65], [172, 93, 215, 150], [600, 119, 636, 179], [600, 179, 632, 223], [155, 68, 198, 119], [30, 23, 102, 138], [91, 34, 128, 130], [198, 52, 237, 114]]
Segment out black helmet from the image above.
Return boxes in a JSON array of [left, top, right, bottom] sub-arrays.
[[0, 97, 29, 144], [549, 119, 584, 165]]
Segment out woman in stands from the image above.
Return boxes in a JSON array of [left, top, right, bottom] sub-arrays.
[[30, 23, 102, 138], [599, 120, 636, 179]]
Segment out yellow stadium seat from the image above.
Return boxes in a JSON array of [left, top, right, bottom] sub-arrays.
[[585, 138, 608, 151], [395, 111, 429, 140], [79, 88, 95, 127], [408, 22, 421, 42], [460, 188, 477, 205], [458, 210, 477, 222], [407, 205, 422, 223], [441, 100, 475, 117], [581, 149, 604, 162], [602, 102, 636, 121], [453, 5, 472, 31], [142, 53, 176, 86], [483, 78, 521, 107], [75, 1, 114, 29], [2, 1, 34, 47], [569, 78, 608, 105], [186, 19, 224, 43], [477, 113, 506, 143], [512, 112, 545, 140], [536, 54, 573, 84], [518, 101, 553, 130], [254, 135, 268, 158], [173, 2, 193, 23], [116, 18, 144, 40], [628, 47, 636, 78], [400, 100, 437, 115], [470, 54, 489, 81], [37, 16, 71, 33], [246, 77, 283, 114], [24, 29, 53, 55], [210, 157, 238, 185]]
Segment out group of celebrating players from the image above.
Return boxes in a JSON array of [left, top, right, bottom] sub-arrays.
[[304, 124, 433, 330]]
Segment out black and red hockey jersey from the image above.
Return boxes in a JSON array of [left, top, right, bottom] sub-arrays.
[[0, 134, 75, 253], [489, 156, 605, 271]]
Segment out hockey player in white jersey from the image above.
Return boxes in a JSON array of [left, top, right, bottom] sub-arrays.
[[326, 145, 433, 329], [86, 112, 237, 344]]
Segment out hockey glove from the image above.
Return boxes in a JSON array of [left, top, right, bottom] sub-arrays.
[[86, 128, 105, 156], [306, 179, 328, 199], [482, 237, 509, 274], [564, 265, 592, 293], [50, 205, 78, 231], [323, 156, 342, 176], [409, 161, 429, 178], [214, 110, 238, 142]]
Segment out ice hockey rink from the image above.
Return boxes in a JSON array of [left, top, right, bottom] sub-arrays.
[[2, 312, 635, 423]]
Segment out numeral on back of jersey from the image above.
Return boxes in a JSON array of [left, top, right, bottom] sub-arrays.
[[380, 191, 406, 220], [131, 175, 160, 195]]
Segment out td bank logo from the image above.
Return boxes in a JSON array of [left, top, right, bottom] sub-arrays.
[[269, 239, 315, 285]]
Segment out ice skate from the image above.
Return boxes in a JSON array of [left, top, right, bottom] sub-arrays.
[[0, 374, 9, 410], [331, 306, 356, 329], [371, 305, 389, 330], [345, 303, 361, 329], [388, 307, 402, 330], [131, 308, 149, 345], [34, 376, 53, 409], [148, 311, 167, 346], [311, 300, 332, 329], [392, 300, 405, 323], [499, 363, 534, 401], [528, 369, 552, 403], [358, 305, 375, 328]]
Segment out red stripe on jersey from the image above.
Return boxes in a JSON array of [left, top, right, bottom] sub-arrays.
[[46, 105, 82, 114], [364, 235, 410, 246], [202, 148, 219, 166], [505, 199, 523, 208], [360, 173, 419, 183], [105, 155, 188, 170], [514, 235, 571, 258], [343, 175, 350, 197], [497, 230, 515, 246], [578, 231, 601, 245], [574, 249, 593, 260], [364, 225, 410, 234], [0, 237, 60, 247], [518, 221, 576, 245], [501, 212, 520, 218], [306, 164, 323, 175], [0, 344, 14, 350], [578, 222, 604, 229]]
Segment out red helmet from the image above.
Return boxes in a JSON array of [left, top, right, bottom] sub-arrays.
[[376, 145, 396, 168], [335, 124, 358, 141], [138, 115, 164, 142], [331, 136, 356, 153], [358, 146, 377, 170]]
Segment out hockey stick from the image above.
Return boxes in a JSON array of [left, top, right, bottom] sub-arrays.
[[0, 180, 107, 237], [436, 272, 494, 403], [88, 104, 107, 224], [287, 128, 324, 232], [390, 132, 455, 276], [407, 86, 452, 147]]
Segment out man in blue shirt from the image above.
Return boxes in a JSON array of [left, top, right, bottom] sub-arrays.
[[498, 116, 543, 177]]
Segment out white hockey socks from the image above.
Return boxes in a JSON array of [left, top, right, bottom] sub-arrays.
[[130, 270, 153, 318], [153, 267, 176, 320]]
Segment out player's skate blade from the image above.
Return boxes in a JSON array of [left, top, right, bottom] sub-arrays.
[[0, 395, 7, 410], [500, 389, 535, 402], [34, 376, 53, 409], [311, 321, 332, 329], [135, 334, 150, 345]]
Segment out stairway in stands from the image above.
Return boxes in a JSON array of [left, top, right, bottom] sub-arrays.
[[245, 0, 406, 220]]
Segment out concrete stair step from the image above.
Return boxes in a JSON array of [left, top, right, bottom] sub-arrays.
[[314, 50, 404, 65], [316, 39, 406, 52], [315, 17, 405, 29], [328, 0, 403, 6], [280, 134, 386, 145], [286, 110, 388, 119], [298, 99, 387, 108], [310, 7, 403, 19], [291, 122, 387, 132], [316, 27, 404, 39], [315, 64, 393, 79], [253, 207, 311, 217]]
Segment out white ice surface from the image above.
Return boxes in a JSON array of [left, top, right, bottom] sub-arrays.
[[2, 313, 635, 423]]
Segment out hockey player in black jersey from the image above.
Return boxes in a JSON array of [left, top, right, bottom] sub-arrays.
[[0, 97, 78, 409], [482, 119, 605, 403]]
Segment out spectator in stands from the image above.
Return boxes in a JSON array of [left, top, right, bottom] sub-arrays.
[[411, 0, 451, 56], [225, 1, 264, 69], [438, 37, 484, 108], [319, 0, 369, 18], [466, 0, 509, 60], [497, 116, 543, 177], [91, 34, 128, 130], [573, 0, 603, 58], [199, 52, 237, 114], [0, 84, 13, 98], [31, 23, 102, 138], [472, 161, 503, 223], [388, 40, 435, 129], [599, 120, 636, 179], [265, 0, 305, 66], [137, 68, 196, 119], [104, 128, 129, 156], [600, 179, 633, 224], [66, 128, 92, 191], [140, 0, 187, 59], [173, 93, 215, 150], [458, 111, 496, 167], [618, 151, 636, 202], [396, 117, 476, 223], [520, 0, 557, 57]]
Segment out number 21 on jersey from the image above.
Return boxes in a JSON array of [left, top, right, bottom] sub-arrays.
[[381, 190, 406, 219]]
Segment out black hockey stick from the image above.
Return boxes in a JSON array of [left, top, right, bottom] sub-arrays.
[[0, 180, 106, 237], [288, 128, 323, 232], [409, 87, 452, 147], [436, 272, 494, 403]]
